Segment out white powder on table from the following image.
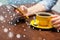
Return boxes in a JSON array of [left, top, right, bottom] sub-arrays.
[[8, 32, 14, 38], [16, 34, 21, 38], [3, 28, 8, 33]]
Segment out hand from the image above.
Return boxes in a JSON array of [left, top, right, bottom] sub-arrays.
[[51, 15, 60, 30], [15, 5, 31, 17]]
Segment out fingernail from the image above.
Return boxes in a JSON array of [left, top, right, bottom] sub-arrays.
[[53, 25, 58, 28], [53, 25, 56, 27]]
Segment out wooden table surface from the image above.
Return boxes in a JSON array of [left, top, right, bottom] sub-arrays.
[[0, 4, 60, 40]]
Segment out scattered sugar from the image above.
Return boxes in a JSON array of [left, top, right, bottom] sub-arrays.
[[3, 12, 6, 14], [3, 28, 8, 33], [16, 34, 21, 38], [9, 28, 11, 30], [23, 35, 26, 37], [9, 21, 11, 24], [3, 20, 6, 22], [10, 22, 13, 24], [28, 26, 30, 28], [8, 32, 14, 38], [13, 14, 16, 17], [26, 22, 28, 24], [11, 18, 13, 20], [9, 11, 12, 14], [32, 27, 34, 29], [10, 16, 13, 18], [5, 15, 7, 18], [0, 15, 4, 21], [57, 29, 60, 32], [14, 24, 17, 26], [24, 29, 26, 31], [17, 20, 19, 22], [9, 22, 13, 24], [6, 5, 11, 9], [2, 26, 4, 28], [43, 38, 46, 40], [22, 25, 24, 27], [26, 22, 30, 26], [7, 9, 10, 12]]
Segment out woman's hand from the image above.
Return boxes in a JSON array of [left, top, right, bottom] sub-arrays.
[[51, 15, 60, 30], [15, 5, 32, 17]]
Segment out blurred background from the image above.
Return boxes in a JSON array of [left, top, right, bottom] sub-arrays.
[[0, 0, 60, 12], [52, 0, 60, 12]]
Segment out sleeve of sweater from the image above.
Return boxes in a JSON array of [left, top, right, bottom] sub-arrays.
[[39, 0, 58, 11]]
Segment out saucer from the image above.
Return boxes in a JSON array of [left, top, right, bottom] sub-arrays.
[[30, 19, 53, 29]]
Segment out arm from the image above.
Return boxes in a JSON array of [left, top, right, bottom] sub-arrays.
[[28, 0, 58, 15]]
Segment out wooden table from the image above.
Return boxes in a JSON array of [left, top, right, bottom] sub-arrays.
[[0, 4, 60, 40]]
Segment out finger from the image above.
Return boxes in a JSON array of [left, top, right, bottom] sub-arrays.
[[56, 27, 60, 30], [53, 19, 60, 25], [24, 13, 30, 16], [53, 24, 60, 28], [20, 5, 26, 10], [20, 5, 28, 14], [15, 10, 20, 13], [51, 16, 60, 23], [20, 5, 27, 11], [51, 15, 58, 18]]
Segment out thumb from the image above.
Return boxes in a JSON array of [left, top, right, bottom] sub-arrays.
[[20, 5, 28, 13]]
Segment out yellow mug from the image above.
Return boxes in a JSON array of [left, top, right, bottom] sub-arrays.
[[35, 12, 52, 29]]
